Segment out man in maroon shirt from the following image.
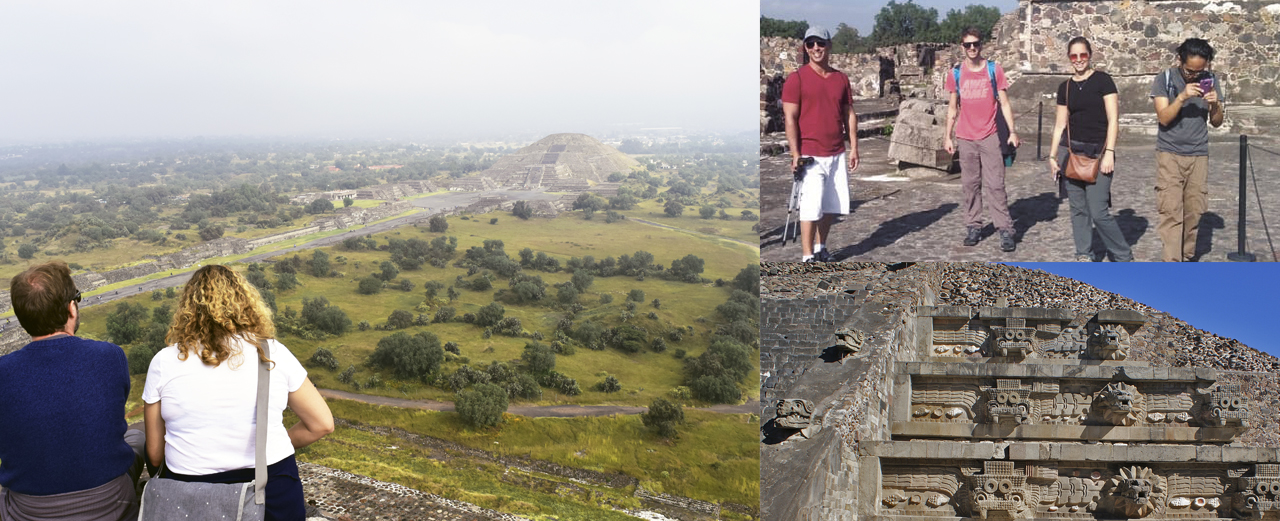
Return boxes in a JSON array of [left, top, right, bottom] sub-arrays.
[[782, 26, 860, 262]]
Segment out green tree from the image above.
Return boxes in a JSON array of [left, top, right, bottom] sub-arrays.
[[641, 398, 685, 438], [699, 205, 716, 219], [627, 289, 645, 302], [376, 261, 399, 282], [433, 306, 455, 323], [870, 0, 942, 46], [571, 270, 594, 292], [17, 243, 35, 259], [308, 347, 340, 370], [198, 225, 224, 241], [663, 200, 684, 217], [512, 200, 533, 220], [831, 23, 873, 54], [456, 383, 509, 428], [307, 198, 334, 214], [429, 214, 448, 233], [275, 272, 299, 291], [760, 16, 808, 38], [475, 302, 505, 327], [936, 4, 1002, 43], [342, 197, 354, 207], [593, 375, 621, 393], [106, 302, 149, 345], [309, 249, 330, 278]]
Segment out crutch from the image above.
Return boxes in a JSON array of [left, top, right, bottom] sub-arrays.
[[782, 157, 815, 245]]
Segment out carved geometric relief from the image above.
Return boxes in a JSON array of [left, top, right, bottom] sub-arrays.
[[990, 318, 1038, 359], [969, 461, 1032, 519], [911, 383, 980, 422], [1234, 464, 1280, 519], [881, 466, 963, 516], [1165, 471, 1226, 517], [1041, 326, 1090, 358], [1198, 384, 1250, 428], [932, 318, 987, 357], [982, 380, 1034, 425]]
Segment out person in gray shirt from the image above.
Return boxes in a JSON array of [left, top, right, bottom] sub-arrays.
[[1150, 38, 1224, 262]]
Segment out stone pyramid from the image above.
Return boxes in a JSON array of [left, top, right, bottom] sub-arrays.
[[476, 133, 640, 189]]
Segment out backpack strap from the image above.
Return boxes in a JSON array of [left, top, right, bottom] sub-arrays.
[[987, 60, 999, 100], [952, 64, 962, 106]]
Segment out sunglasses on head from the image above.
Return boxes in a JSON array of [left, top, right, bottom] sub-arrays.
[[805, 39, 828, 49], [961, 41, 981, 49], [1069, 52, 1090, 61]]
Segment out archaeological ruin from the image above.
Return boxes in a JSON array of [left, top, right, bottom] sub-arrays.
[[462, 133, 641, 190], [761, 0, 1280, 142], [761, 262, 1280, 521]]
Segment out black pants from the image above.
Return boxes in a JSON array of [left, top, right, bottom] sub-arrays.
[[161, 454, 305, 521]]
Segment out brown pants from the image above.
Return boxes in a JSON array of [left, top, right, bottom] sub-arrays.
[[1155, 151, 1208, 262], [958, 133, 1013, 231]]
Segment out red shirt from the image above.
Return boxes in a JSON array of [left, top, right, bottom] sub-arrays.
[[781, 65, 852, 157], [945, 61, 1009, 141]]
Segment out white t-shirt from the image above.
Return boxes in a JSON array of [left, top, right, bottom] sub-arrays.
[[142, 337, 307, 475]]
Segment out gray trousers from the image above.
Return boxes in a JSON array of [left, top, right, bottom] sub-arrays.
[[0, 430, 146, 521], [1057, 144, 1133, 261], [958, 133, 1013, 231]]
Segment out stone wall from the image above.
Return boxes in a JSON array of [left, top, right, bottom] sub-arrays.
[[988, 0, 1280, 111], [760, 37, 956, 133]]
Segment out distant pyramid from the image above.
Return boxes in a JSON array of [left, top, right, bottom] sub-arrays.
[[475, 133, 640, 190]]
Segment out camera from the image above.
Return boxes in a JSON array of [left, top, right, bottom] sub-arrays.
[[793, 156, 816, 180]]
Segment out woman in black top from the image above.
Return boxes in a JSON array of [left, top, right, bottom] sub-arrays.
[[1048, 37, 1134, 262]]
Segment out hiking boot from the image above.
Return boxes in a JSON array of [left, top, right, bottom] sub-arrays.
[[963, 227, 981, 247], [1000, 230, 1016, 252], [815, 249, 833, 263]]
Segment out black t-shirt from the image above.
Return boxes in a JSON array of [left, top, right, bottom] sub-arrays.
[[1056, 71, 1118, 146]]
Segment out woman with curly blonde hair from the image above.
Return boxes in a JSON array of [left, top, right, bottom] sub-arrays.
[[142, 265, 333, 521]]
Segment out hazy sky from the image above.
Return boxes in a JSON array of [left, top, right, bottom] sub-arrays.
[[761, 0, 1018, 37], [1011, 263, 1280, 358], [0, 1, 757, 143]]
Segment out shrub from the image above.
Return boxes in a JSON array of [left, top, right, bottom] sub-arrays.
[[521, 341, 556, 374], [456, 383, 508, 428], [494, 317, 523, 337], [599, 294, 613, 305], [357, 276, 383, 295], [611, 324, 647, 353], [443, 341, 460, 354], [641, 398, 684, 438], [151, 289, 163, 301], [512, 200, 533, 219], [398, 279, 414, 292], [699, 205, 716, 219], [507, 373, 543, 400], [627, 289, 645, 302], [475, 302, 505, 327], [308, 348, 340, 370], [651, 337, 667, 353], [367, 331, 444, 381], [386, 310, 415, 329], [489, 218, 498, 225], [301, 297, 350, 335], [434, 306, 456, 323], [593, 375, 621, 393], [106, 302, 149, 345]]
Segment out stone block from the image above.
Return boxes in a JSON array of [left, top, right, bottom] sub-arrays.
[[1120, 366, 1154, 380], [1196, 367, 1218, 381], [1060, 443, 1087, 462], [1196, 445, 1222, 462], [1008, 442, 1041, 460], [1083, 444, 1112, 461], [1096, 309, 1146, 324], [1223, 446, 1258, 462], [979, 307, 1074, 320], [1169, 367, 1197, 381]]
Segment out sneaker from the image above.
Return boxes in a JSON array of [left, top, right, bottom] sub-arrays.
[[1000, 230, 1016, 252], [963, 227, 981, 247], [1076, 254, 1094, 262], [815, 249, 833, 263]]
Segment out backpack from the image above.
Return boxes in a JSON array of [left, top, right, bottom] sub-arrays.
[[953, 60, 1015, 166]]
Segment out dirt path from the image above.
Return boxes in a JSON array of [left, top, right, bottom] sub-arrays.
[[319, 388, 758, 417], [630, 218, 756, 248]]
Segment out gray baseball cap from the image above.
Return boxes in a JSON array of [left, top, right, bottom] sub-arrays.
[[804, 26, 831, 42]]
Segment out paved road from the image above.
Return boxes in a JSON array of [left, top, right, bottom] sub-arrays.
[[320, 389, 759, 417], [760, 131, 1280, 262]]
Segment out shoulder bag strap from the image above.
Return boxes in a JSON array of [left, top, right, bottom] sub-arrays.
[[254, 338, 270, 505]]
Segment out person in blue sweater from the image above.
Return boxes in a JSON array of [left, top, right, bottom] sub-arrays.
[[0, 261, 144, 521]]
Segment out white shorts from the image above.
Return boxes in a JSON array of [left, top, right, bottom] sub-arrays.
[[797, 152, 850, 221]]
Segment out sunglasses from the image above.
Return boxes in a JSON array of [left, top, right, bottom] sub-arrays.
[[961, 41, 981, 49], [1069, 53, 1090, 61], [805, 39, 828, 49], [70, 290, 81, 304]]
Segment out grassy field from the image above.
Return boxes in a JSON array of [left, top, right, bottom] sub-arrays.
[[77, 208, 759, 408], [302, 398, 759, 513]]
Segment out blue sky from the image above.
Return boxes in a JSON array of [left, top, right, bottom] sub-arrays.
[[1009, 263, 1280, 357], [761, 0, 1019, 36]]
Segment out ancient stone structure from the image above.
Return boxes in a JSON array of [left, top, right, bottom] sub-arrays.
[[470, 133, 640, 189], [887, 99, 952, 169], [761, 262, 1280, 521], [988, 0, 1280, 111]]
